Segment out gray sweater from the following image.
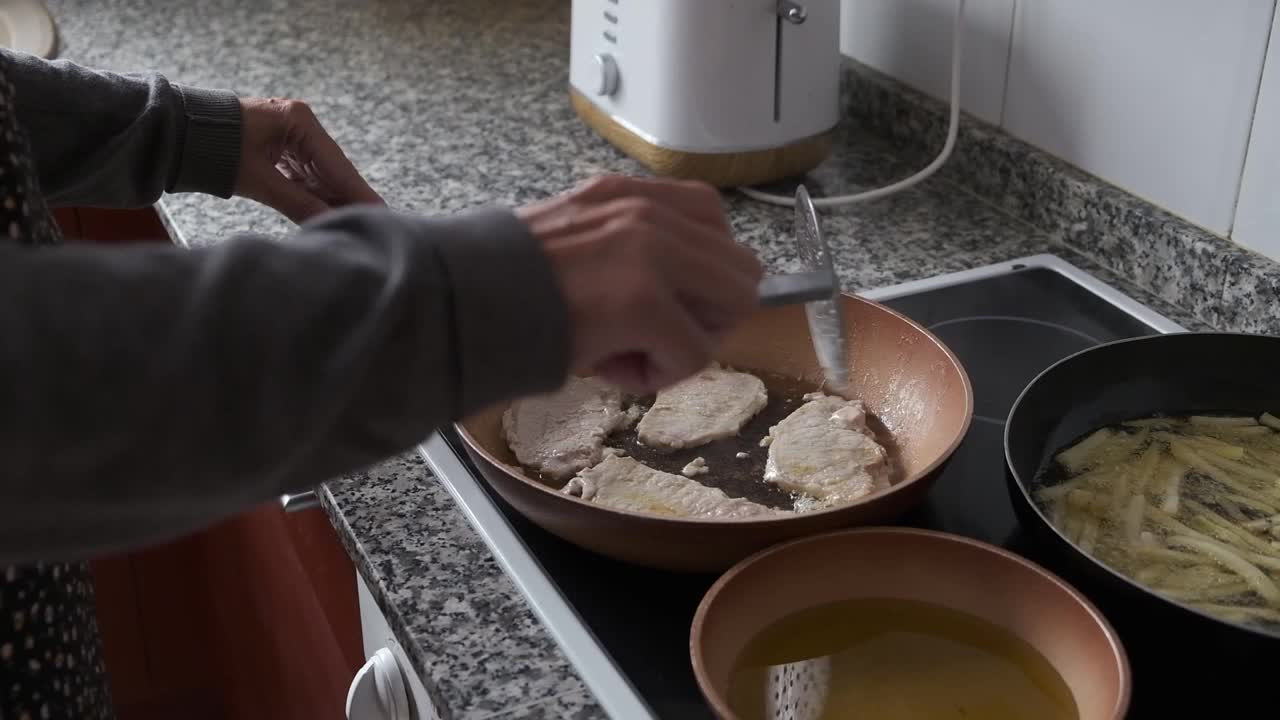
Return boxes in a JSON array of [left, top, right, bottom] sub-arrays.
[[0, 50, 570, 563]]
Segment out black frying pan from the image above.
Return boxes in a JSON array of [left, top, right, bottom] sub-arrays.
[[1004, 332, 1280, 716]]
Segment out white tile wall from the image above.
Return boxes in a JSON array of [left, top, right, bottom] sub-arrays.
[[840, 0, 1015, 125], [839, 0, 1280, 255], [1233, 7, 1280, 259], [1003, 0, 1274, 236]]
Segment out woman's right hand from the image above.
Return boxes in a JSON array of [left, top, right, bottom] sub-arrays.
[[517, 175, 763, 395]]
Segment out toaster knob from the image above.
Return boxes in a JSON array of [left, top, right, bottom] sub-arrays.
[[777, 0, 807, 24], [594, 53, 619, 97]]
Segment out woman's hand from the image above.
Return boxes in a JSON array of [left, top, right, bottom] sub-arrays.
[[235, 98, 384, 223], [518, 175, 763, 395]]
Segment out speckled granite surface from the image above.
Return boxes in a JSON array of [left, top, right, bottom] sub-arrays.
[[41, 0, 1270, 717]]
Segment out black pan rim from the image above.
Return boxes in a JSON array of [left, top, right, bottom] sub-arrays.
[[1003, 331, 1280, 642]]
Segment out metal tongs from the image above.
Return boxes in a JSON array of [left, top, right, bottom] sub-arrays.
[[756, 185, 849, 392]]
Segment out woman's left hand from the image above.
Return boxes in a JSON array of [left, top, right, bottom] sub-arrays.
[[235, 97, 385, 223]]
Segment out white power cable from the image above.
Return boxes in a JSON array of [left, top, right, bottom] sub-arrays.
[[739, 0, 967, 208]]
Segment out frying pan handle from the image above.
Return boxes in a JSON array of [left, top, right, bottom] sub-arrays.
[[757, 271, 835, 307], [280, 490, 320, 513]]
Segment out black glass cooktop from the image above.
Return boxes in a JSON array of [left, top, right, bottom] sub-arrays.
[[440, 264, 1168, 719], [889, 267, 1155, 547]]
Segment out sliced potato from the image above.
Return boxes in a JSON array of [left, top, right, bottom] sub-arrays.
[[1170, 442, 1278, 507], [1064, 514, 1085, 544], [1248, 552, 1280, 572], [1135, 565, 1169, 585], [1159, 462, 1184, 514], [1036, 473, 1102, 502], [1042, 413, 1280, 627], [1179, 434, 1246, 460], [1201, 452, 1280, 486], [1189, 416, 1260, 428], [1124, 417, 1180, 429], [1123, 494, 1145, 544], [1249, 447, 1280, 467], [1225, 493, 1278, 516], [1217, 496, 1248, 523], [1108, 470, 1130, 515], [1065, 489, 1109, 515], [1189, 603, 1280, 625], [1213, 425, 1275, 438], [1166, 535, 1280, 603], [1159, 564, 1240, 589], [1159, 582, 1251, 602], [1244, 514, 1280, 531], [1048, 499, 1066, 530], [1130, 442, 1162, 495], [1079, 518, 1100, 554], [1054, 428, 1114, 473], [1132, 545, 1201, 564]]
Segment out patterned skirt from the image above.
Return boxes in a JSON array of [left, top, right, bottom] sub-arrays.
[[0, 562, 113, 719]]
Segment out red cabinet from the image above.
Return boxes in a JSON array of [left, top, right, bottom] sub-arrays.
[[55, 206, 362, 720]]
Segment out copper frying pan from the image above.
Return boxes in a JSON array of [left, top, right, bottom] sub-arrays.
[[455, 294, 973, 572]]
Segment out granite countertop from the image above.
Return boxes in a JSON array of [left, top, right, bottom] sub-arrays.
[[45, 0, 1263, 718]]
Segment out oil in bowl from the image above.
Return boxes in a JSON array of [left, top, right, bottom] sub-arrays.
[[691, 528, 1129, 720], [726, 597, 1078, 720]]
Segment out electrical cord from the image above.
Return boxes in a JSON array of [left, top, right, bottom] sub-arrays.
[[739, 0, 967, 208]]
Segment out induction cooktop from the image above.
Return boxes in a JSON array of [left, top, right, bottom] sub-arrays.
[[420, 254, 1184, 719]]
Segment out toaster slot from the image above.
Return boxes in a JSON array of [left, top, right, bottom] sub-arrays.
[[774, 1, 807, 122], [772, 15, 782, 122]]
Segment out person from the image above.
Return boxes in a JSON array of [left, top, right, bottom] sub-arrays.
[[0, 47, 761, 718]]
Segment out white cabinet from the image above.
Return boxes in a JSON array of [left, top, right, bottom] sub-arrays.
[[1002, 0, 1275, 235], [840, 0, 1016, 124], [1233, 7, 1280, 260]]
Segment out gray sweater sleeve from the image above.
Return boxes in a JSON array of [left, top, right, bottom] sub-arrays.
[[0, 205, 571, 564], [4, 48, 241, 206]]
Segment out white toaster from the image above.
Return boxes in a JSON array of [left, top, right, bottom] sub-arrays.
[[568, 0, 842, 188]]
